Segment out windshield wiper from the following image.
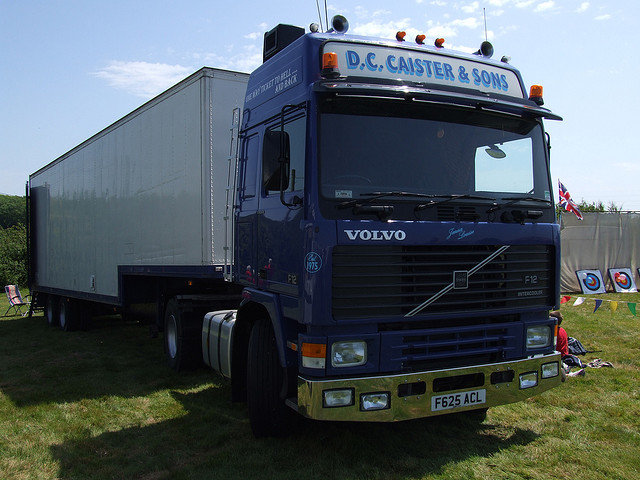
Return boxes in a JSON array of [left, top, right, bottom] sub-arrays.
[[415, 194, 498, 211], [486, 196, 551, 214], [337, 191, 436, 209]]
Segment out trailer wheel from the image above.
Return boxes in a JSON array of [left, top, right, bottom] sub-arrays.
[[246, 318, 294, 437], [45, 295, 58, 327], [59, 297, 80, 332], [163, 298, 201, 371]]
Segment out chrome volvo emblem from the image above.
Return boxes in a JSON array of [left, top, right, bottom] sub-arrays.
[[453, 271, 469, 289]]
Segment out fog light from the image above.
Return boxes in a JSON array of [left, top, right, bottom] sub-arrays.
[[542, 362, 559, 379], [360, 392, 390, 411], [519, 371, 538, 389], [527, 325, 552, 349], [331, 340, 367, 368], [323, 388, 354, 408]]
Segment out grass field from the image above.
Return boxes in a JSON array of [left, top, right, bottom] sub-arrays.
[[1, 293, 639, 480]]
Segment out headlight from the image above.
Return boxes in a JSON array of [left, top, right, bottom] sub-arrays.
[[542, 362, 559, 379], [323, 388, 354, 408], [360, 392, 390, 411], [520, 371, 538, 389], [526, 325, 552, 349], [331, 340, 367, 368]]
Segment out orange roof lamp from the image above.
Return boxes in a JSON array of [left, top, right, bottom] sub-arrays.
[[321, 52, 340, 78], [529, 85, 544, 106]]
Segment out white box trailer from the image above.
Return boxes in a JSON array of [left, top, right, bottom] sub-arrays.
[[29, 68, 249, 307]]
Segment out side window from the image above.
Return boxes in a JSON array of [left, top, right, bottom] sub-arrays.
[[241, 133, 259, 199], [262, 116, 305, 194]]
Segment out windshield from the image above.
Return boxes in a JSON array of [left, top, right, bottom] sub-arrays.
[[318, 98, 552, 215]]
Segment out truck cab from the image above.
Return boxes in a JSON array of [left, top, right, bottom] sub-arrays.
[[226, 19, 563, 436]]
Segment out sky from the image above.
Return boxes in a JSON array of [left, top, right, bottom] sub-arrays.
[[1, 1, 639, 209]]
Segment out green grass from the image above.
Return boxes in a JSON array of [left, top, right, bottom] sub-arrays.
[[1, 293, 639, 479]]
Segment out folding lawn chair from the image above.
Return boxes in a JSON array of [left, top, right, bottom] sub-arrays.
[[4, 285, 31, 317]]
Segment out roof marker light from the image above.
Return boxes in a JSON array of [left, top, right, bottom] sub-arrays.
[[434, 38, 445, 48], [415, 34, 426, 45], [396, 31, 406, 42]]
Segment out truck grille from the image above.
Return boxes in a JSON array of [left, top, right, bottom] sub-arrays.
[[332, 244, 554, 320], [380, 320, 522, 372]]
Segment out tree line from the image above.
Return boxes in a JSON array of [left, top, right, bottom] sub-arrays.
[[0, 194, 27, 287]]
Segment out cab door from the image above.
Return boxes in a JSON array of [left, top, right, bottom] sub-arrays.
[[255, 109, 306, 295]]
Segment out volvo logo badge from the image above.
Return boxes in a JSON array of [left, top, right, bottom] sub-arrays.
[[453, 271, 469, 289]]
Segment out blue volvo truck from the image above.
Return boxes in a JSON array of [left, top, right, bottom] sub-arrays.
[[29, 16, 563, 437]]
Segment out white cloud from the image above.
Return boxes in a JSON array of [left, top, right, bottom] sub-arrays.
[[451, 17, 481, 29], [461, 2, 480, 14], [595, 14, 611, 20], [577, 2, 589, 13], [534, 1, 555, 13], [515, 1, 535, 8], [372, 9, 392, 17], [225, 47, 263, 73], [93, 61, 193, 98], [244, 23, 268, 40], [351, 18, 413, 38]]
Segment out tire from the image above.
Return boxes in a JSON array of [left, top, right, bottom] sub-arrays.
[[163, 298, 201, 371], [45, 295, 59, 327], [246, 318, 295, 437], [59, 297, 80, 332]]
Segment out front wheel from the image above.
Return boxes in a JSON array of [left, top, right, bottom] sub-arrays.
[[246, 318, 295, 437]]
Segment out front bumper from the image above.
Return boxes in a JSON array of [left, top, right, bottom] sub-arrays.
[[297, 353, 561, 422]]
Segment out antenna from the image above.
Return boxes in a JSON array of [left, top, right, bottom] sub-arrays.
[[483, 8, 488, 42], [315, 0, 324, 31], [324, 0, 329, 33]]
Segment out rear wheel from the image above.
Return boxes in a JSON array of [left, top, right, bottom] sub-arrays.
[[45, 295, 58, 327], [59, 297, 80, 331], [246, 318, 295, 437]]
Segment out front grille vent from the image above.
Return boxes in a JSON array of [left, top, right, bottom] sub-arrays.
[[436, 205, 479, 221], [332, 244, 554, 320]]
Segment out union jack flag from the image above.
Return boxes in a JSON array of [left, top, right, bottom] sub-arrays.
[[558, 180, 583, 220]]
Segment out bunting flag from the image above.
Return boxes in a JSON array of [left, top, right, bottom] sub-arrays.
[[560, 295, 571, 304], [567, 295, 638, 316], [593, 299, 603, 313], [558, 180, 584, 220]]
